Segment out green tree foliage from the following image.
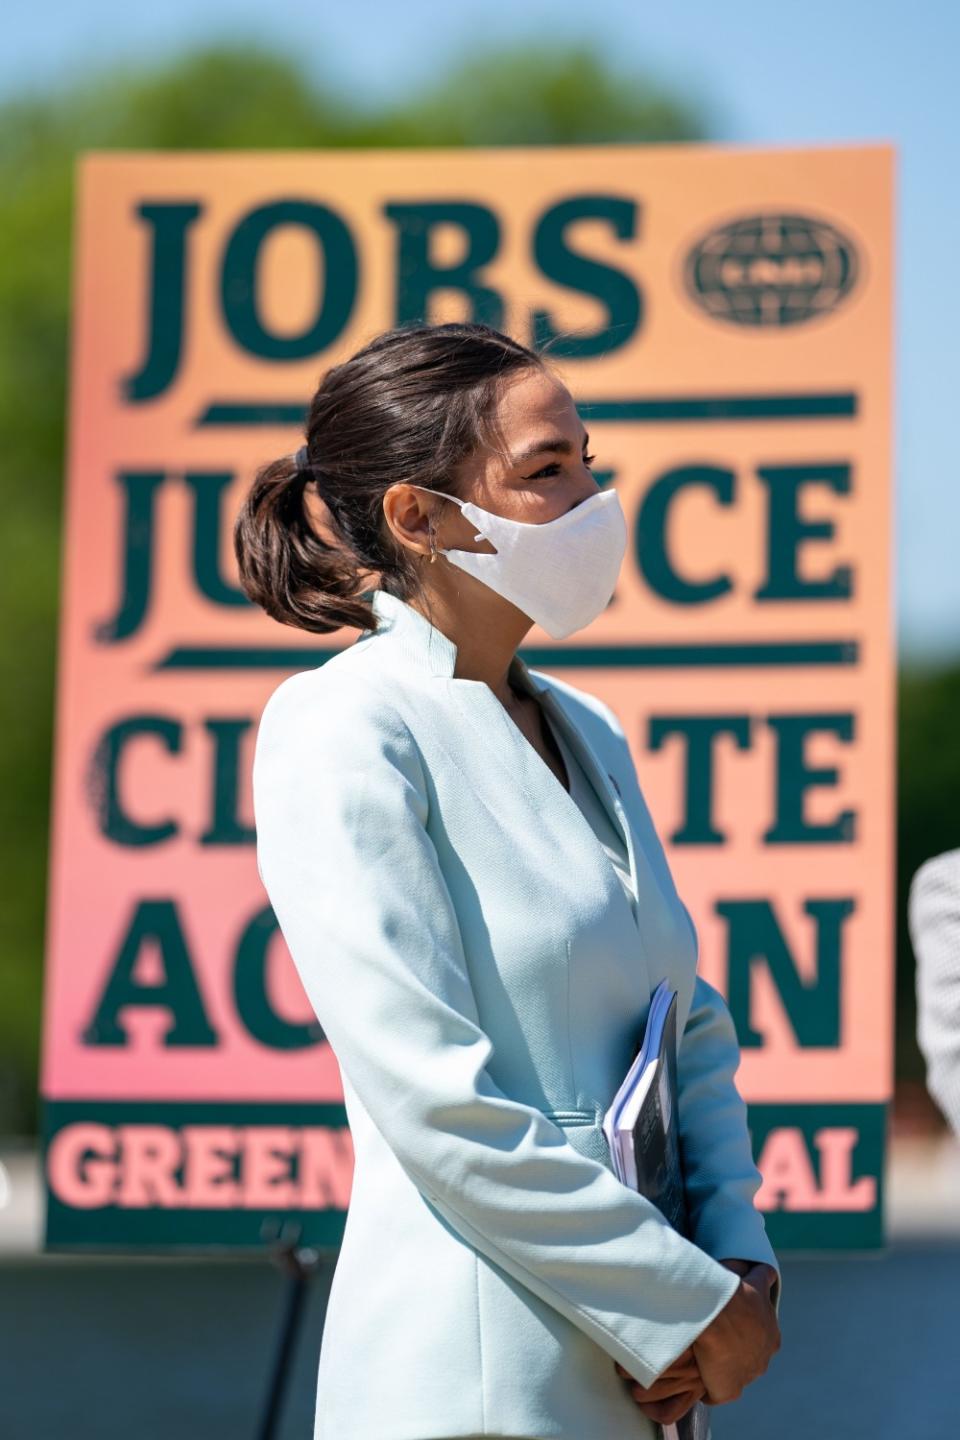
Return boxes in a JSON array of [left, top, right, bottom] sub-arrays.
[[0, 40, 711, 1135]]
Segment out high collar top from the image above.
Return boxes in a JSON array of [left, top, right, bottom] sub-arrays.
[[363, 586, 547, 698]]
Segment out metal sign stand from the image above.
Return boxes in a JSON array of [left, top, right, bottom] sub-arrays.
[[257, 1221, 324, 1440]]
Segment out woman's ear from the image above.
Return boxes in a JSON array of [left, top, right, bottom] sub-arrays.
[[381, 482, 437, 560]]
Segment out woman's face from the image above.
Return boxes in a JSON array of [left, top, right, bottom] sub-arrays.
[[383, 365, 599, 566], [379, 362, 601, 650], [452, 365, 598, 531]]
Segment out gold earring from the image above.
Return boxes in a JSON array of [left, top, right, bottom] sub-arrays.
[[429, 529, 438, 563]]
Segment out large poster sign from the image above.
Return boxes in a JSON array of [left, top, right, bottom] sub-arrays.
[[41, 142, 893, 1250]]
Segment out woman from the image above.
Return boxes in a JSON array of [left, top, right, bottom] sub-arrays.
[[237, 320, 781, 1440]]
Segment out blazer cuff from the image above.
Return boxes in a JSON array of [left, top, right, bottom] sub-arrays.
[[694, 1194, 782, 1320]]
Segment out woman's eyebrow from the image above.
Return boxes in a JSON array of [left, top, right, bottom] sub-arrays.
[[511, 431, 591, 466]]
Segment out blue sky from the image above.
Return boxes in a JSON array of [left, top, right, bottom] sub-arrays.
[[11, 1, 959, 659]]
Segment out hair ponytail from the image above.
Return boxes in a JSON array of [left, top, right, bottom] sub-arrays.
[[233, 451, 374, 636]]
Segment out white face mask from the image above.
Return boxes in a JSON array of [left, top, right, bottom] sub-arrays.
[[410, 484, 628, 639]]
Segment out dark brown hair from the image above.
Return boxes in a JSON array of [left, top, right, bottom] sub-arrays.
[[233, 321, 551, 635]]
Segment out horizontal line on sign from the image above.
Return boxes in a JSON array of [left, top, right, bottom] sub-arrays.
[[518, 640, 860, 666], [195, 392, 858, 427], [577, 393, 858, 421], [155, 639, 860, 670]]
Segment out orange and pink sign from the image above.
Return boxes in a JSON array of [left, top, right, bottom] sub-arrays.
[[41, 142, 894, 1250]]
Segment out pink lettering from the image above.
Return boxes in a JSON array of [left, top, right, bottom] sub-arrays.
[[47, 1123, 119, 1208]]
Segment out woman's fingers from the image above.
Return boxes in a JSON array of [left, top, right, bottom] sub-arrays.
[[632, 1373, 701, 1404], [618, 1347, 702, 1393], [614, 1346, 699, 1389], [612, 1352, 706, 1424], [632, 1383, 706, 1425]]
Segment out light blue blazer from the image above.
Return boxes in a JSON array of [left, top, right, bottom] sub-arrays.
[[253, 587, 782, 1440]]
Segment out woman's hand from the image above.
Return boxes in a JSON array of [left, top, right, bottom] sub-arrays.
[[612, 1256, 780, 1419], [691, 1260, 781, 1405], [614, 1348, 705, 1427]]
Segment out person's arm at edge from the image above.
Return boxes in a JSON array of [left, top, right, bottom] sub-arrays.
[[909, 850, 960, 1138]]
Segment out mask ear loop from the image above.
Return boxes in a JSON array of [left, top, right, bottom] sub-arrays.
[[393, 481, 442, 565], [427, 506, 441, 563], [425, 489, 450, 563]]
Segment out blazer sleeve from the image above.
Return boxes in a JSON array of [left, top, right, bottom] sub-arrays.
[[252, 671, 742, 1389], [909, 850, 960, 1138], [674, 959, 783, 1321], [582, 689, 783, 1321]]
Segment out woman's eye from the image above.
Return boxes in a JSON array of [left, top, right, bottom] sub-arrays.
[[528, 453, 597, 480]]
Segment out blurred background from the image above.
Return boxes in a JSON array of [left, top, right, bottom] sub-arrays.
[[2, 1, 958, 1436]]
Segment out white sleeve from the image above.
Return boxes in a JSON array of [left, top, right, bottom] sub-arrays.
[[252, 672, 742, 1387], [910, 851, 960, 1138]]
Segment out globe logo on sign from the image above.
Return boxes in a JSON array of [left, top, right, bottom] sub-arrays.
[[683, 212, 859, 327]]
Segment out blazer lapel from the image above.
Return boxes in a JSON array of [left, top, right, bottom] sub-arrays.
[[364, 589, 641, 915], [514, 663, 639, 905]]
